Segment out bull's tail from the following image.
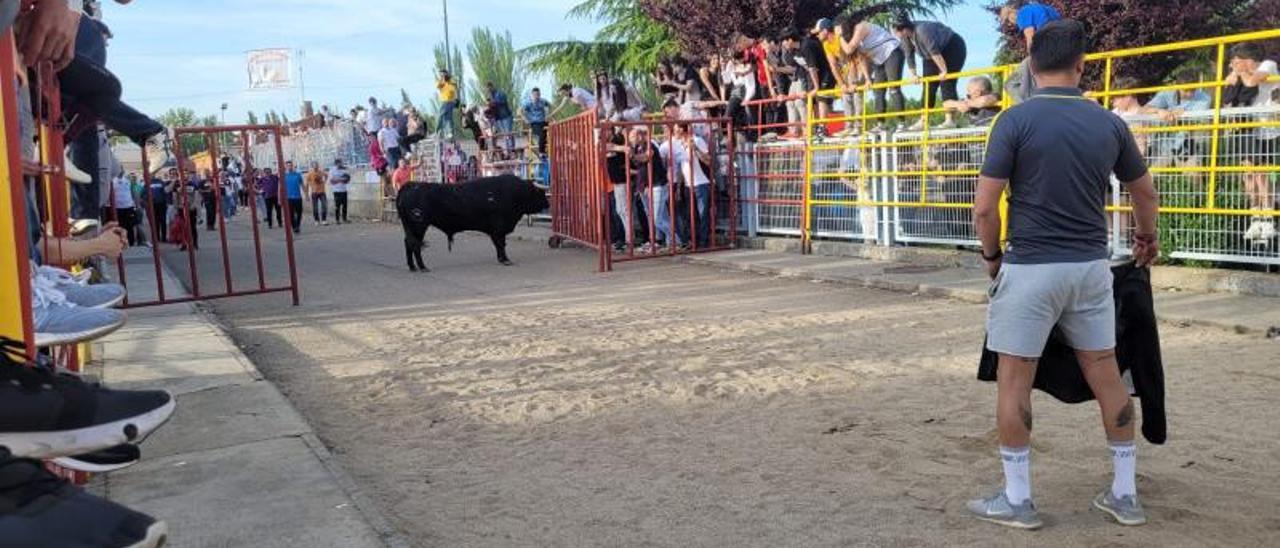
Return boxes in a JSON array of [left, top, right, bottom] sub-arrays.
[[447, 234, 455, 252]]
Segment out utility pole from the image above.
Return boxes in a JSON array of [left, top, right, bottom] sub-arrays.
[[297, 49, 307, 111], [442, 0, 452, 73]]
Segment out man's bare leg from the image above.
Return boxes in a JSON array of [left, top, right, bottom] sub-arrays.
[[965, 352, 1043, 529], [1076, 348, 1147, 525]]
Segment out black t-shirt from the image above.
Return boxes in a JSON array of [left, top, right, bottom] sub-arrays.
[[630, 141, 668, 187], [606, 132, 628, 185], [801, 36, 835, 88]]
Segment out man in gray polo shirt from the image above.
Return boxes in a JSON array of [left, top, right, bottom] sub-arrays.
[[969, 20, 1160, 530]]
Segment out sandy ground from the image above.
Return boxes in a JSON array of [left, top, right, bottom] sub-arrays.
[[165, 220, 1280, 547]]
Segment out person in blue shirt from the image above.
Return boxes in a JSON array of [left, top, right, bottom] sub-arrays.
[[284, 161, 305, 234], [1143, 73, 1213, 167], [1000, 1, 1062, 103], [486, 82, 515, 153], [520, 87, 552, 154]]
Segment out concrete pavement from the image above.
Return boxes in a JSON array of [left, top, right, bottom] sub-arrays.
[[91, 248, 406, 548]]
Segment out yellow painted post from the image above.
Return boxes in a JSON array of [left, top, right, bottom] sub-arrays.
[[0, 34, 32, 350], [919, 75, 930, 205], [800, 92, 814, 254], [1206, 42, 1226, 210], [998, 66, 1013, 244]]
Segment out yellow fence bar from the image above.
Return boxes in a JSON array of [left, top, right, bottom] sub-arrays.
[[1206, 42, 1227, 209]]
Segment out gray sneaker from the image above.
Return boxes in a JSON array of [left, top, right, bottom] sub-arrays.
[[32, 277, 127, 348], [967, 491, 1043, 530], [1093, 490, 1147, 526], [38, 266, 126, 308]]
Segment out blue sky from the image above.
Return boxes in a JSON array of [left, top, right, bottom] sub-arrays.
[[104, 1, 1003, 124]]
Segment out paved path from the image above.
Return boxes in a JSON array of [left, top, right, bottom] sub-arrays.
[[93, 251, 405, 548]]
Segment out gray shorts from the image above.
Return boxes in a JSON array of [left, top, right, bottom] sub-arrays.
[[986, 260, 1115, 358]]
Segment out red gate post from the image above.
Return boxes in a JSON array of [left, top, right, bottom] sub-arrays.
[[205, 132, 234, 294], [171, 134, 202, 298], [241, 129, 268, 291], [272, 128, 302, 306]]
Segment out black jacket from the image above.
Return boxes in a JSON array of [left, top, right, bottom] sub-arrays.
[[978, 262, 1167, 444]]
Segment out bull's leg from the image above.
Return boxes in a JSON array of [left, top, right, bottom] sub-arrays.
[[404, 237, 420, 271], [490, 233, 512, 265], [414, 240, 429, 272]]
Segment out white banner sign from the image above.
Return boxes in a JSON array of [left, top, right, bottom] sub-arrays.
[[246, 49, 292, 89]]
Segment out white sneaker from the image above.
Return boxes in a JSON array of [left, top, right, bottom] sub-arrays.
[[1244, 218, 1263, 242], [937, 119, 957, 129], [63, 150, 92, 184], [907, 119, 925, 132], [1261, 221, 1277, 241]]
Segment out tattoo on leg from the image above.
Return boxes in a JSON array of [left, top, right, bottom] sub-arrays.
[[1116, 400, 1134, 428], [1020, 406, 1033, 432]]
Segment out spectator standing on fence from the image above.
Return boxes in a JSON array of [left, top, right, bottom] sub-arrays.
[[110, 172, 138, 247], [284, 161, 305, 234], [437, 69, 460, 139], [378, 118, 404, 174], [834, 8, 904, 131], [895, 15, 968, 131], [941, 76, 1001, 128], [328, 159, 351, 225], [803, 20, 838, 138], [259, 167, 282, 229], [364, 97, 384, 137], [1000, 0, 1061, 104], [521, 87, 552, 155], [486, 82, 516, 153], [777, 32, 807, 138], [969, 20, 1160, 530], [1221, 44, 1279, 242], [307, 162, 328, 226]]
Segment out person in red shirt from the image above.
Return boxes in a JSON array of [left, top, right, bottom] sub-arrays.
[[391, 157, 419, 194]]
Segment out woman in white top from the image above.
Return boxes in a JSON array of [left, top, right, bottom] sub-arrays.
[[834, 8, 905, 119]]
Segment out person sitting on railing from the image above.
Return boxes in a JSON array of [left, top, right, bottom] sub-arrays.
[[833, 6, 904, 134], [1222, 43, 1278, 243], [894, 14, 968, 131], [999, 0, 1061, 104], [402, 105, 428, 152], [550, 83, 597, 119], [1138, 72, 1212, 168], [941, 76, 1001, 128], [520, 87, 552, 155], [670, 55, 703, 104], [697, 54, 727, 120], [656, 57, 679, 100]]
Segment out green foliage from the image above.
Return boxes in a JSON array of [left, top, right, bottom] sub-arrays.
[[465, 27, 526, 107], [246, 111, 259, 125], [520, 0, 678, 86]]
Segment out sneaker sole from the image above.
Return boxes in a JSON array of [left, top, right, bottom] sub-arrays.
[[125, 520, 168, 548], [50, 454, 140, 473], [0, 396, 175, 459], [1093, 496, 1147, 526], [34, 313, 127, 348], [972, 513, 1043, 530], [88, 291, 127, 310]]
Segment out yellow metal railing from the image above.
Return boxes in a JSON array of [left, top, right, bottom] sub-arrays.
[[798, 28, 1280, 256]]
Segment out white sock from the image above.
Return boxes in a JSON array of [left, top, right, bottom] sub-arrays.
[[1110, 441, 1137, 498], [1000, 445, 1031, 504]]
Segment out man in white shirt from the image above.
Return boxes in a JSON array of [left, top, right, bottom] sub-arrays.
[[378, 118, 403, 176], [1223, 44, 1279, 242], [658, 123, 714, 249], [109, 173, 138, 246], [364, 97, 385, 136], [550, 84, 598, 118], [327, 159, 352, 225]]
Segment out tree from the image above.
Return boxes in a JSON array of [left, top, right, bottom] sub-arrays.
[[157, 108, 218, 155], [465, 27, 526, 108], [521, 0, 679, 87], [640, 0, 960, 60], [246, 111, 259, 125], [400, 88, 414, 109], [986, 0, 1280, 88]]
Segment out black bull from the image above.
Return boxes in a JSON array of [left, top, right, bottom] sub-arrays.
[[396, 175, 550, 271]]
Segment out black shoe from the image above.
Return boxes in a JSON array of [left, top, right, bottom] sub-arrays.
[[52, 443, 141, 473], [0, 451, 168, 547], [0, 339, 175, 460]]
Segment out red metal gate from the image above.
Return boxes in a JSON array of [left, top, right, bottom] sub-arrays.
[[548, 111, 739, 271], [547, 110, 607, 270], [107, 125, 300, 307]]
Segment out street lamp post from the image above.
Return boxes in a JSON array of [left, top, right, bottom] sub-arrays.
[[442, 0, 451, 73]]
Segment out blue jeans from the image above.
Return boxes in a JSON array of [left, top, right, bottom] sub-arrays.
[[438, 100, 458, 137], [495, 117, 515, 150], [694, 184, 711, 248], [641, 185, 676, 245]]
